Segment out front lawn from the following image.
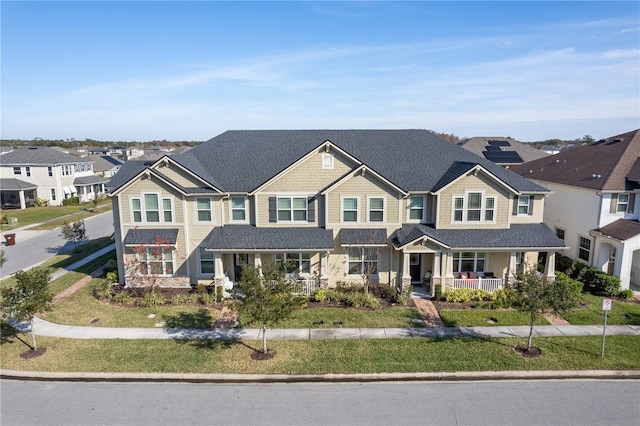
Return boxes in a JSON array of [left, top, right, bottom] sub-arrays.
[[0, 202, 111, 231], [438, 309, 550, 327], [562, 293, 640, 325], [1, 334, 638, 374]]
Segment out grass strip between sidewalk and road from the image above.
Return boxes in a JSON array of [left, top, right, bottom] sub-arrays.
[[0, 202, 112, 232], [1, 334, 638, 374]]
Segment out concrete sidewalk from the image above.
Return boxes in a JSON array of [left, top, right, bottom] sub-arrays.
[[17, 317, 640, 341]]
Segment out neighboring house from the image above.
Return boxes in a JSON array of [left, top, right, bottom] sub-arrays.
[[541, 145, 561, 155], [510, 129, 640, 291], [108, 130, 564, 294], [88, 155, 123, 178], [0, 146, 108, 208], [460, 137, 549, 167]]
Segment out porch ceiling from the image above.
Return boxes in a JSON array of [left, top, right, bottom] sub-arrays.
[[391, 223, 566, 251], [204, 225, 334, 251]]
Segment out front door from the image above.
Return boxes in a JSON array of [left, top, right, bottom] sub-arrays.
[[410, 253, 422, 283]]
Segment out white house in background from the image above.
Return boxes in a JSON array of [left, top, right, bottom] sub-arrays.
[[511, 129, 640, 291], [0, 146, 109, 208]]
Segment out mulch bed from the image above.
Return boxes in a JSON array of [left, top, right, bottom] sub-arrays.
[[250, 349, 276, 360], [514, 343, 542, 358]]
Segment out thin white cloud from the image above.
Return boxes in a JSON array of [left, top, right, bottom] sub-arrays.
[[602, 48, 640, 58]]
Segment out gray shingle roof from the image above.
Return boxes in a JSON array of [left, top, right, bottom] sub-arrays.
[[175, 130, 547, 193], [0, 178, 38, 190], [0, 146, 91, 165], [391, 223, 565, 250], [123, 228, 179, 245], [204, 225, 334, 250], [339, 228, 388, 246], [74, 176, 110, 185]]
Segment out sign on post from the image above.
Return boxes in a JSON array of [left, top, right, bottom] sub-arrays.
[[601, 299, 612, 357]]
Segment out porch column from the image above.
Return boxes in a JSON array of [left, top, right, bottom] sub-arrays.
[[401, 252, 412, 293], [320, 251, 329, 288], [544, 251, 556, 281], [213, 253, 225, 285], [430, 251, 442, 295], [507, 251, 518, 283], [18, 191, 26, 209], [254, 253, 262, 270]]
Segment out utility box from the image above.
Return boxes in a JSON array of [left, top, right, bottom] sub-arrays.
[[7, 217, 18, 225]]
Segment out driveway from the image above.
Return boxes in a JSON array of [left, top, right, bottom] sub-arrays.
[[0, 211, 115, 278]]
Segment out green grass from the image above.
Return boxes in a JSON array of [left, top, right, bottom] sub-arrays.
[[1, 333, 638, 374], [439, 309, 550, 327], [241, 305, 424, 329], [0, 202, 111, 231], [562, 293, 640, 325]]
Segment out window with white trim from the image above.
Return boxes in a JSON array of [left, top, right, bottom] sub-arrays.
[[196, 197, 212, 222], [48, 166, 53, 177], [408, 196, 424, 222], [13, 166, 21, 175], [555, 227, 565, 241], [368, 197, 385, 222], [517, 195, 531, 215], [276, 252, 311, 274], [347, 247, 378, 276], [50, 188, 56, 201], [199, 247, 215, 274], [277, 197, 307, 222], [131, 195, 173, 223], [452, 252, 485, 273], [25, 166, 31, 177], [132, 198, 142, 222], [342, 197, 359, 222], [578, 236, 591, 262], [138, 246, 174, 276], [162, 198, 173, 222], [144, 194, 160, 223], [230, 196, 247, 222], [452, 192, 496, 223], [322, 154, 334, 169], [62, 165, 72, 176], [616, 194, 629, 213]]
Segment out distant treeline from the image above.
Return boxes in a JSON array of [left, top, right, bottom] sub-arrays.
[[0, 139, 203, 149]]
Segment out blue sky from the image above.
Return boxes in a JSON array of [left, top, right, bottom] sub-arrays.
[[2, 1, 639, 142]]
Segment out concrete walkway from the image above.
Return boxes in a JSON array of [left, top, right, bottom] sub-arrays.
[[15, 317, 640, 341]]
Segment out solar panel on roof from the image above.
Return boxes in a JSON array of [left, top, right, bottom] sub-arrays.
[[483, 151, 523, 163], [488, 140, 511, 147], [485, 145, 502, 151]]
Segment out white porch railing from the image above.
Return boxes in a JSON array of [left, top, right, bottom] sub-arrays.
[[451, 278, 504, 292], [267, 279, 321, 297]]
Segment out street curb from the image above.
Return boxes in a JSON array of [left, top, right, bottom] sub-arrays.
[[2, 369, 639, 383]]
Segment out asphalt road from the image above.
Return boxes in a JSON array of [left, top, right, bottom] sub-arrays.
[[1, 379, 639, 425], [0, 211, 115, 278]]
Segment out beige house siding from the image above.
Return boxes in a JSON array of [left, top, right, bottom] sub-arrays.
[[155, 162, 208, 188], [185, 195, 223, 240], [509, 195, 545, 224], [122, 227, 188, 278], [437, 172, 512, 229], [401, 194, 436, 224], [326, 174, 402, 226], [118, 176, 185, 225]]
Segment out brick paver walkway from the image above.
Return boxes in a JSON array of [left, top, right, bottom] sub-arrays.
[[412, 298, 445, 328], [213, 306, 238, 328], [52, 266, 105, 304], [543, 313, 571, 325]]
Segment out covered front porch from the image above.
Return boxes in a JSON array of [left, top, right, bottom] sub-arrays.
[[202, 225, 335, 296], [391, 223, 566, 294]]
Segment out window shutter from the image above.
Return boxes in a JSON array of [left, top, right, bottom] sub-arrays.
[[628, 194, 636, 213], [268, 197, 277, 223], [512, 195, 518, 215], [307, 197, 315, 222], [528, 195, 534, 215], [610, 194, 618, 214]]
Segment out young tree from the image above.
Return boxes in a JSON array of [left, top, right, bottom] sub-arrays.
[[235, 262, 304, 354], [512, 268, 580, 351], [60, 219, 88, 250], [0, 267, 53, 351]]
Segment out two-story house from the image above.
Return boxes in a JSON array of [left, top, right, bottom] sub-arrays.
[[0, 146, 106, 208], [108, 130, 564, 294], [511, 129, 640, 292]]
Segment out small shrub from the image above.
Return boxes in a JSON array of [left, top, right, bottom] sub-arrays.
[[374, 284, 397, 302], [434, 284, 442, 300], [92, 279, 113, 300], [216, 285, 224, 301], [34, 197, 49, 207], [618, 289, 634, 300], [324, 289, 348, 304], [555, 254, 575, 276], [396, 286, 412, 305], [314, 289, 326, 302], [113, 291, 132, 305], [171, 293, 199, 305], [582, 268, 621, 296], [444, 288, 494, 303], [195, 283, 210, 294], [200, 292, 217, 306], [62, 196, 80, 206], [347, 293, 380, 308], [138, 292, 165, 307], [335, 281, 363, 294], [105, 271, 118, 284], [1, 214, 8, 225]]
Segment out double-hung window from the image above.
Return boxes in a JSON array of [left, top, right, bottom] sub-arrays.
[[138, 246, 174, 276], [616, 194, 629, 213], [276, 253, 311, 274], [25, 166, 31, 177], [517, 195, 532, 215], [196, 198, 212, 222], [368, 197, 384, 222], [408, 196, 424, 222], [144, 194, 160, 222], [162, 198, 173, 222], [578, 237, 591, 262], [131, 194, 173, 223], [132, 198, 142, 222], [348, 247, 378, 276], [453, 192, 496, 223], [556, 228, 565, 241], [452, 252, 485, 273], [199, 247, 215, 274], [13, 166, 21, 175], [230, 196, 247, 222], [48, 166, 53, 177], [277, 197, 307, 222], [342, 197, 359, 222]]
